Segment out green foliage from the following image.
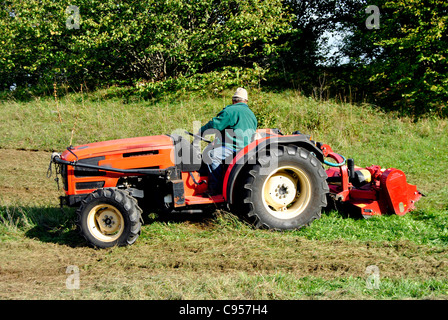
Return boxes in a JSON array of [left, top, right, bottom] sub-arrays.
[[375, 0, 448, 115], [340, 0, 448, 116], [0, 0, 288, 92], [138, 64, 268, 99], [1, 0, 447, 116], [0, 0, 68, 90]]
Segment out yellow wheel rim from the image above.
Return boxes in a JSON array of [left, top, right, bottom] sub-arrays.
[[87, 204, 124, 242], [261, 166, 312, 219]]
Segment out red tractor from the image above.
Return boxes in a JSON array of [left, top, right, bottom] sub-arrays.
[[50, 129, 422, 248]]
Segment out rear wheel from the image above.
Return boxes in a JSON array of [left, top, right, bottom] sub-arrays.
[[241, 145, 328, 230], [76, 188, 143, 248]]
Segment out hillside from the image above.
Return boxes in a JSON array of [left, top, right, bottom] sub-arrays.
[[0, 89, 447, 299]]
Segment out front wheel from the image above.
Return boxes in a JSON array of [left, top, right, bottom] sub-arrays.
[[241, 145, 328, 230], [76, 188, 143, 248]]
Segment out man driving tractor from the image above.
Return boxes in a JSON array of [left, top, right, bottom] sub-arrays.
[[198, 87, 257, 194], [50, 88, 422, 248]]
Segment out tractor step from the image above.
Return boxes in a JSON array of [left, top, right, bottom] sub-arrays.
[[184, 195, 226, 205]]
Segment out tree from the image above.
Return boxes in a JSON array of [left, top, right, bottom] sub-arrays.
[[0, 1, 71, 91], [340, 0, 448, 115], [270, 0, 364, 94], [0, 0, 290, 92]]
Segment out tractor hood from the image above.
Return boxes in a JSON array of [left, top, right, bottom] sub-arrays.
[[60, 135, 174, 161]]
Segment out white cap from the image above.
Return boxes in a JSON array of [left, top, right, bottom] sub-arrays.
[[232, 87, 248, 101]]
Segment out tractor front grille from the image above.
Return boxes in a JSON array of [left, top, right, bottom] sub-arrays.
[[74, 156, 106, 177]]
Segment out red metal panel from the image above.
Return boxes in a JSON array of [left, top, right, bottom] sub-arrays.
[[381, 168, 422, 215]]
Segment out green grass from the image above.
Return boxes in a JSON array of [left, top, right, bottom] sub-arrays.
[[1, 87, 447, 300], [1, 204, 447, 299], [300, 209, 448, 246]]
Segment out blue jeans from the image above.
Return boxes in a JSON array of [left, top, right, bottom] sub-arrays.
[[207, 146, 235, 193]]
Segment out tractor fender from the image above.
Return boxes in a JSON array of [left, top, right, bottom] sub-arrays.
[[222, 135, 324, 204]]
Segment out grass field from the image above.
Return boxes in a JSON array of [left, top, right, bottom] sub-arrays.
[[1, 88, 447, 300]]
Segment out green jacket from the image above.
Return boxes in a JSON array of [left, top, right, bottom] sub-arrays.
[[200, 102, 257, 150]]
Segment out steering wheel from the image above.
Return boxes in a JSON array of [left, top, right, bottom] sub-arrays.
[[185, 131, 212, 143]]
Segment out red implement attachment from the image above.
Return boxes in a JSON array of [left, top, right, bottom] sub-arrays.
[[321, 144, 422, 218]]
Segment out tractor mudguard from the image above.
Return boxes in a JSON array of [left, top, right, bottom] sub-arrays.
[[222, 134, 324, 205]]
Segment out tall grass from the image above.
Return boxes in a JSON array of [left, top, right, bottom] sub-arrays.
[[1, 87, 446, 208], [0, 204, 78, 243]]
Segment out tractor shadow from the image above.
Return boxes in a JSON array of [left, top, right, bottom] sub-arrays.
[[322, 195, 365, 220], [0, 205, 86, 247], [7, 198, 363, 248], [141, 205, 224, 227]]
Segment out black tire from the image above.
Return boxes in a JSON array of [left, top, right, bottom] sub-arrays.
[[241, 145, 328, 230], [76, 188, 143, 248]]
